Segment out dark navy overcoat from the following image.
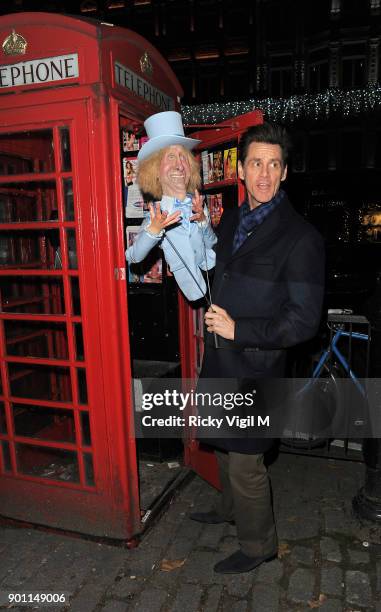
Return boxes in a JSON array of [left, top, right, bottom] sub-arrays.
[[200, 194, 325, 453]]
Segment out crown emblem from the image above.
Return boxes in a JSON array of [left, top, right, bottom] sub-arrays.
[[140, 51, 153, 77], [2, 30, 27, 56]]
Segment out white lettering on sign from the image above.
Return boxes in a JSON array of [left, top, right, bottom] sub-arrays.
[[0, 54, 79, 89], [114, 61, 174, 111]]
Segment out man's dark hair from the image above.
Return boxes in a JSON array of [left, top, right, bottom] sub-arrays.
[[238, 122, 291, 167]]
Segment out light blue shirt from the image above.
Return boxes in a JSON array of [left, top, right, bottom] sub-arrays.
[[125, 195, 217, 301]]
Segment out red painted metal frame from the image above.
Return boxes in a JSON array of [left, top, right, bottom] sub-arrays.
[[0, 99, 113, 534]]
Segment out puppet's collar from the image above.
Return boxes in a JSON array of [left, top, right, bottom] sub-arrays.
[[160, 194, 192, 214]]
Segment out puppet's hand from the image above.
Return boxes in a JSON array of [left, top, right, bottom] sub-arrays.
[[148, 203, 181, 235], [190, 189, 207, 223]]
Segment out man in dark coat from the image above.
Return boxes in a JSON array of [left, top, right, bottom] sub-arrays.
[[190, 122, 325, 573]]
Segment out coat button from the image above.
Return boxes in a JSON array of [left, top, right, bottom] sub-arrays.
[[223, 272, 229, 280]]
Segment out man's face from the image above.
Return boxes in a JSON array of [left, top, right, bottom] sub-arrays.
[[238, 142, 287, 209], [159, 145, 191, 197]]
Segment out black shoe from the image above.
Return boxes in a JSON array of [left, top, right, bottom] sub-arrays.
[[214, 549, 277, 574], [189, 510, 235, 525]]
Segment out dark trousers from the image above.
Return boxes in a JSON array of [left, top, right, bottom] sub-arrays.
[[213, 449, 278, 557]]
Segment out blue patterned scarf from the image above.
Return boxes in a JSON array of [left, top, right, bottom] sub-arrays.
[[232, 189, 285, 254]]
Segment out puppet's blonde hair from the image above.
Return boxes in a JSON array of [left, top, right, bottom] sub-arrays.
[[137, 146, 201, 200]]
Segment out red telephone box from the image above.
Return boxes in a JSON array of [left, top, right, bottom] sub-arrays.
[[0, 11, 205, 540], [0, 12, 264, 540]]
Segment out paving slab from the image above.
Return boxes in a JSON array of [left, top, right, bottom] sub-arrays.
[[320, 536, 342, 563], [345, 570, 372, 608], [225, 572, 253, 597], [348, 548, 370, 565], [277, 516, 321, 540], [289, 544, 315, 566], [131, 585, 169, 612], [321, 565, 344, 597], [318, 598, 345, 612], [100, 600, 129, 612], [221, 599, 248, 612], [201, 584, 223, 611], [251, 583, 280, 612], [254, 558, 283, 583], [287, 568, 315, 604], [179, 550, 226, 585], [168, 583, 203, 612]]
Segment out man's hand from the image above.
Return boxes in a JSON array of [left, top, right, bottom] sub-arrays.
[[148, 202, 181, 235], [190, 189, 207, 223], [205, 304, 235, 340]]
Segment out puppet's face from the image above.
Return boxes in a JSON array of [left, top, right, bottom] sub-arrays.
[[159, 145, 191, 198]]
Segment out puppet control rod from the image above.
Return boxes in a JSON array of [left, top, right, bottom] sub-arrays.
[[164, 233, 219, 349]]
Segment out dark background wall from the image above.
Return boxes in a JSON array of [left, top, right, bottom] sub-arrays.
[[1, 1, 380, 211], [1, 0, 381, 371]]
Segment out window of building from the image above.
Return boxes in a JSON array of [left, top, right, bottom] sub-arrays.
[[374, 132, 381, 168], [80, 1, 98, 12], [131, 4, 156, 38], [330, 0, 341, 14], [341, 131, 362, 169], [309, 62, 329, 93], [171, 61, 194, 104], [106, 1, 125, 8], [270, 68, 293, 97], [340, 0, 370, 22], [342, 57, 367, 88], [164, 4, 192, 39], [342, 0, 367, 12], [306, 0, 331, 31], [193, 0, 220, 37], [224, 2, 251, 36], [269, 54, 293, 96], [225, 58, 249, 100], [196, 60, 221, 103], [309, 134, 329, 171], [264, 1, 297, 41], [292, 133, 306, 173]]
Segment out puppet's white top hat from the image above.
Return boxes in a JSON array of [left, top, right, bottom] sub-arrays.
[[137, 111, 201, 161]]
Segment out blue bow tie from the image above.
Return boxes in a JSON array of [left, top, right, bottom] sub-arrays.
[[172, 197, 192, 232]]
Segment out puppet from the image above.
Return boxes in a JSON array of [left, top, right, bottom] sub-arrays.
[[125, 111, 216, 301]]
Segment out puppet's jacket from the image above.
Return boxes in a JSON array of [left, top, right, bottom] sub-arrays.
[[125, 195, 217, 301]]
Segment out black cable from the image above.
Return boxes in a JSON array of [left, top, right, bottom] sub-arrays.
[[164, 226, 219, 349], [163, 233, 212, 307], [200, 226, 219, 349]]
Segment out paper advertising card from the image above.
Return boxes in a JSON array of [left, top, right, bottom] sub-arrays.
[[143, 257, 162, 284], [126, 226, 144, 283], [223, 147, 237, 180], [212, 150, 224, 182], [122, 129, 140, 152], [207, 193, 224, 227], [201, 150, 210, 185], [123, 158, 145, 218]]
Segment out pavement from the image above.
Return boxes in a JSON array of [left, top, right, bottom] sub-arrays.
[[1, 451, 381, 612]]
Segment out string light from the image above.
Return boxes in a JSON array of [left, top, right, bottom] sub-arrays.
[[181, 83, 381, 124]]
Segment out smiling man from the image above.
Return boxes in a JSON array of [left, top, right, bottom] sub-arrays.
[[191, 122, 325, 574]]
